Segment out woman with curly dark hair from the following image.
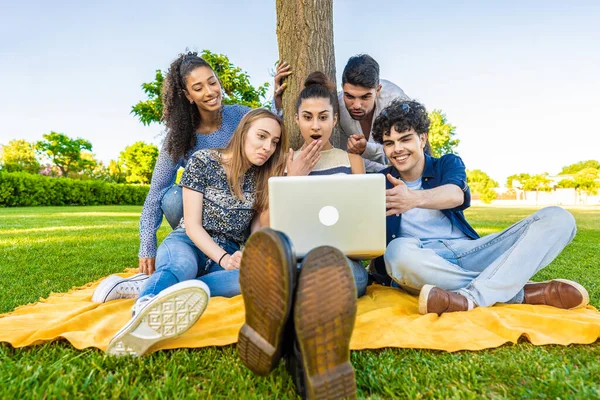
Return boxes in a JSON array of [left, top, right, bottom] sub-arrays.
[[137, 51, 251, 276]]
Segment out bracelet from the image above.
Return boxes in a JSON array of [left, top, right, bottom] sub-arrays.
[[218, 252, 228, 267]]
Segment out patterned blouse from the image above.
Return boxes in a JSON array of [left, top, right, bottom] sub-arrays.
[[139, 104, 251, 258], [178, 149, 258, 247]]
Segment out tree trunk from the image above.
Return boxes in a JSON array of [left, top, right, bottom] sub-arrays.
[[276, 0, 337, 149]]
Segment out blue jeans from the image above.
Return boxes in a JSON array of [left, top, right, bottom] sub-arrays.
[[383, 206, 577, 307], [139, 228, 241, 299], [333, 258, 368, 298], [161, 185, 183, 230]]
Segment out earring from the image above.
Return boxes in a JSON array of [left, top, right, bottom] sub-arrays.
[[190, 100, 194, 104]]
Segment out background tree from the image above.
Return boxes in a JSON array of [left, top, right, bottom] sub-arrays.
[[572, 168, 600, 196], [118, 142, 159, 184], [36, 132, 94, 177], [428, 110, 460, 157], [506, 173, 532, 190], [0, 139, 40, 173], [559, 160, 600, 175], [276, 0, 336, 149], [131, 50, 270, 126], [466, 169, 498, 204]]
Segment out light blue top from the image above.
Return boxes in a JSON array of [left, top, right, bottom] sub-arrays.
[[139, 104, 251, 258], [399, 177, 468, 242]]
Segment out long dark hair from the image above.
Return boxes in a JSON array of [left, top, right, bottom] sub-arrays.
[[162, 51, 217, 162]]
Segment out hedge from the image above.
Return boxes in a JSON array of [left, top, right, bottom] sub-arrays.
[[0, 172, 150, 207]]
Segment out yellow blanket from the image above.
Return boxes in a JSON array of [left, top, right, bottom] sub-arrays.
[[1, 271, 599, 353]]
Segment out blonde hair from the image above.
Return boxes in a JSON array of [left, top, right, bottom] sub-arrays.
[[217, 108, 288, 212]]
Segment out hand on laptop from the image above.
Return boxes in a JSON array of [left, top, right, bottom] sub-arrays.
[[287, 140, 322, 176], [385, 174, 417, 216], [347, 134, 367, 155]]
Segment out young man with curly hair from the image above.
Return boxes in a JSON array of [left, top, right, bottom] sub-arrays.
[[370, 99, 589, 315]]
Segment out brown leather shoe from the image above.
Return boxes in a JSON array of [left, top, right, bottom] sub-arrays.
[[418, 285, 475, 315], [523, 279, 589, 309]]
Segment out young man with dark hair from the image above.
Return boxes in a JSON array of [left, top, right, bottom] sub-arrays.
[[371, 99, 589, 315], [339, 54, 410, 172]]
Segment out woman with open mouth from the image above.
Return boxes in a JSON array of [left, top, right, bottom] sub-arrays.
[[237, 71, 368, 400]]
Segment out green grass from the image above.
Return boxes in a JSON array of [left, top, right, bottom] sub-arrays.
[[1, 206, 599, 399]]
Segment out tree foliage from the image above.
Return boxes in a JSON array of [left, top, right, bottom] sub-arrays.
[[559, 160, 600, 175], [506, 173, 531, 189], [466, 169, 498, 204], [118, 142, 159, 184], [559, 168, 600, 195], [428, 110, 460, 157], [131, 50, 270, 126], [36, 132, 94, 177], [0, 139, 40, 173], [130, 70, 164, 126]]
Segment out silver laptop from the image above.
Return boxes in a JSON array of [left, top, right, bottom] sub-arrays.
[[268, 174, 386, 259]]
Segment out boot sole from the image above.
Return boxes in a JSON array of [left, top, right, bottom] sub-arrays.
[[418, 284, 436, 315], [105, 281, 209, 356], [238, 229, 296, 375], [295, 246, 357, 400]]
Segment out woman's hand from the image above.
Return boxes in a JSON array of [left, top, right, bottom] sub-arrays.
[[286, 140, 322, 176], [139, 257, 156, 275], [274, 61, 292, 111], [221, 251, 242, 270]]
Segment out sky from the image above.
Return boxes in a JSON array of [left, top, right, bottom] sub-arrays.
[[1, 0, 599, 186]]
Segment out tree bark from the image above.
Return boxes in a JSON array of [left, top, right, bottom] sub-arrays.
[[276, 0, 337, 149]]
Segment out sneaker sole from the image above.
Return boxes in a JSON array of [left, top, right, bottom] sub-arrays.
[[238, 229, 296, 375], [105, 282, 209, 357], [294, 246, 357, 400], [92, 273, 149, 303], [418, 284, 436, 315]]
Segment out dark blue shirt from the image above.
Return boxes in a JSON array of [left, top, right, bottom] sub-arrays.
[[371, 153, 480, 286]]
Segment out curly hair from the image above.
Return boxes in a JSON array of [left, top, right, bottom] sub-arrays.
[[162, 51, 215, 162], [372, 99, 432, 154]]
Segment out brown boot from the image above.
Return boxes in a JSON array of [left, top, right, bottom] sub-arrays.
[[294, 246, 357, 400], [523, 279, 589, 309], [418, 285, 476, 315]]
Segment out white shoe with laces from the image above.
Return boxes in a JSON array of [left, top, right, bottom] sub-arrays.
[[91, 273, 150, 303], [105, 280, 211, 357]]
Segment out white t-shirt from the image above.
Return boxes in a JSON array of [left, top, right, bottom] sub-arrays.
[[400, 177, 468, 241]]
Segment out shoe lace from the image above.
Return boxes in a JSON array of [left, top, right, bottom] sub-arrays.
[[115, 279, 146, 298]]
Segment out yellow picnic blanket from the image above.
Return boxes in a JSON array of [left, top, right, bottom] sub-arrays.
[[1, 270, 599, 353]]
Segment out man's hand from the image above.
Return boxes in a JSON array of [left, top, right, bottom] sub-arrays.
[[139, 257, 156, 275], [274, 61, 292, 111], [347, 134, 367, 155], [222, 251, 242, 270], [286, 140, 322, 176], [385, 174, 418, 216]]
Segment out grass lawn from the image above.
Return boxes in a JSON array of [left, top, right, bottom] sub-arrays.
[[1, 205, 599, 399]]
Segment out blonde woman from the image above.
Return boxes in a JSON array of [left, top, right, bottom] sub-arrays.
[[104, 108, 288, 357]]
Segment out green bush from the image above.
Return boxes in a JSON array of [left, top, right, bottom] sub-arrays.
[[0, 172, 149, 207]]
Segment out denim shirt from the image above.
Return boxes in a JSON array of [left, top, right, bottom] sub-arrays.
[[371, 153, 480, 286]]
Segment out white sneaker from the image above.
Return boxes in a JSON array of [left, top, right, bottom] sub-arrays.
[[91, 273, 150, 303], [105, 280, 211, 357]]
